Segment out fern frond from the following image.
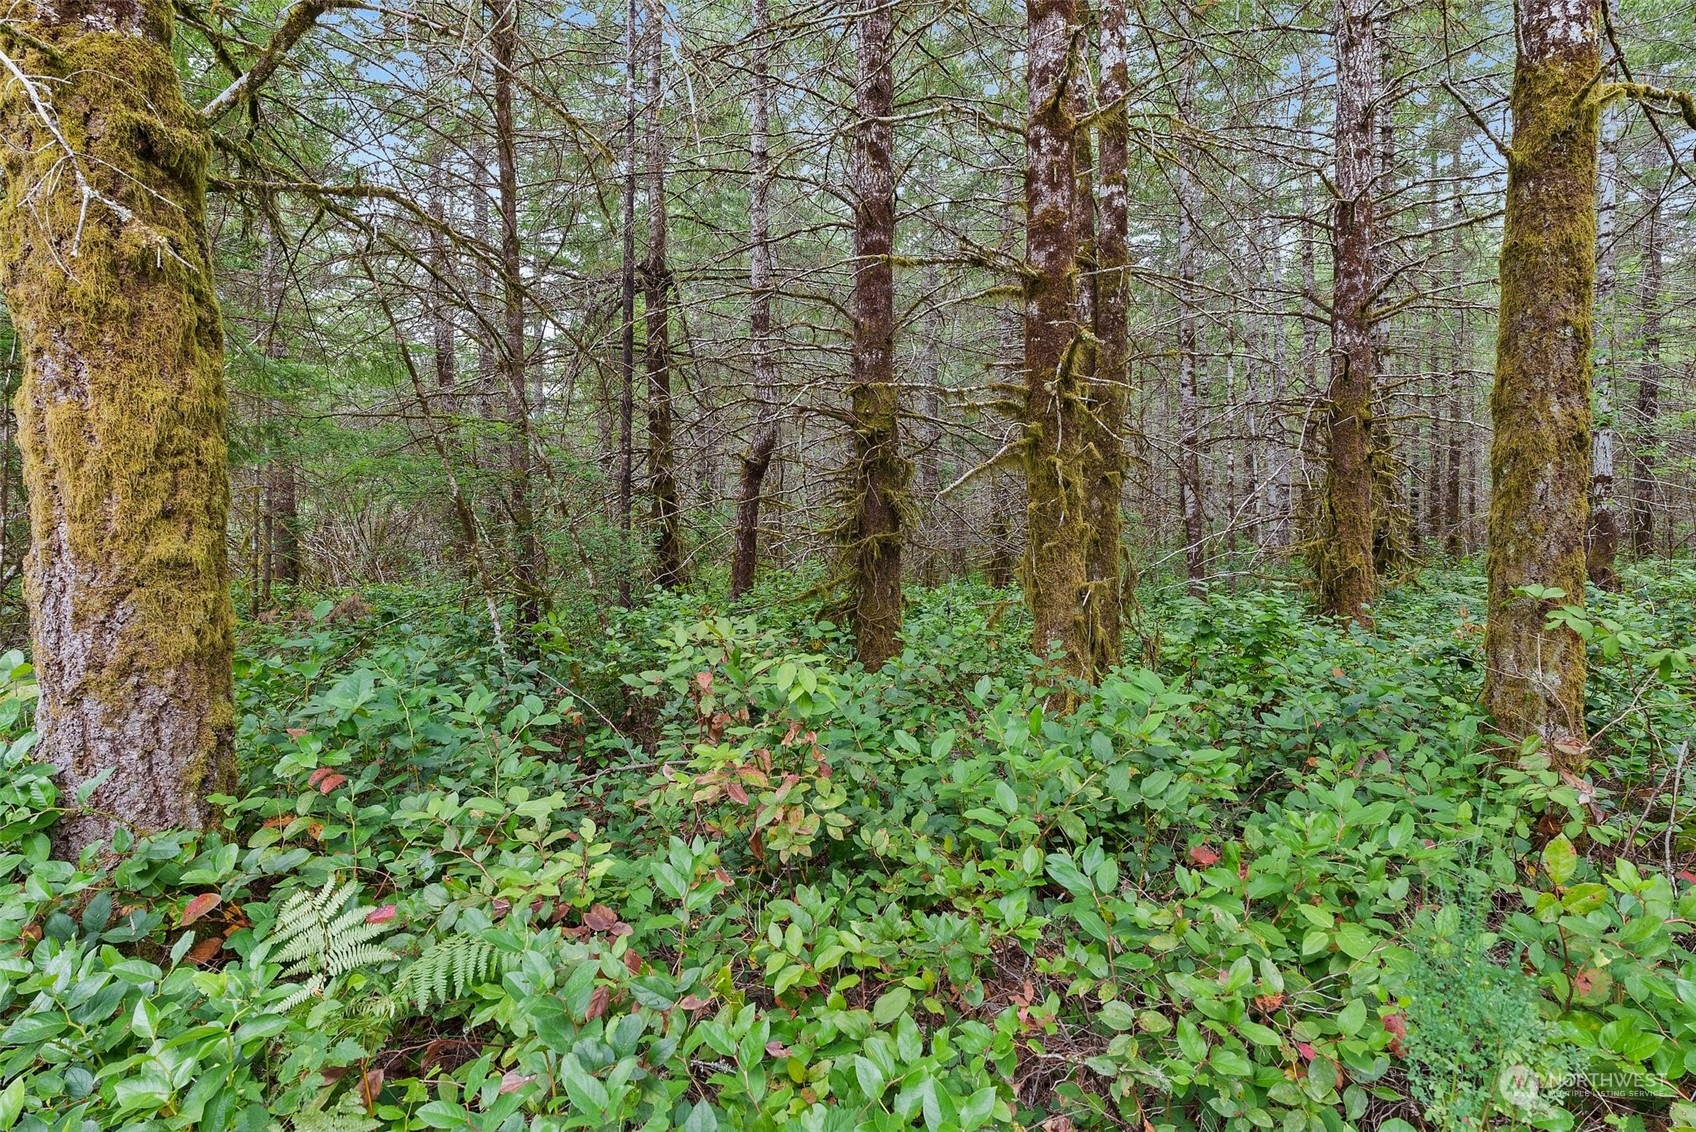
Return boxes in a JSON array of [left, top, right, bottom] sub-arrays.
[[258, 878, 397, 1010], [379, 935, 521, 1018]]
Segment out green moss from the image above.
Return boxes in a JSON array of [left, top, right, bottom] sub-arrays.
[[0, 6, 236, 834]]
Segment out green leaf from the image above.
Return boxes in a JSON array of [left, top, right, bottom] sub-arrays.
[[854, 1055, 886, 1099], [1335, 999, 1366, 1037], [561, 1054, 610, 1116], [0, 1078, 23, 1131], [1100, 1000, 1138, 1031], [873, 986, 912, 1025], [1177, 1015, 1208, 1063], [682, 1100, 718, 1132], [1333, 923, 1376, 960], [1542, 835, 1578, 886]]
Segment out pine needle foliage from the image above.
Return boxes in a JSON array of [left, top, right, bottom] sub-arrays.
[[263, 879, 398, 1011]]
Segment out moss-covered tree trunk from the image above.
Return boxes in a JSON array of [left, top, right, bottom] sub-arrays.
[[1084, 0, 1131, 674], [1022, 0, 1091, 679], [0, 0, 235, 853], [1314, 0, 1378, 625], [644, 0, 685, 589], [1484, 0, 1599, 761], [845, 0, 906, 668]]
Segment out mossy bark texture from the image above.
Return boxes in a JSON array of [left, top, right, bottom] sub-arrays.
[[846, 0, 906, 669], [1484, 0, 1599, 761], [0, 0, 235, 852], [1022, 0, 1091, 683], [1315, 0, 1378, 626], [1084, 0, 1131, 675]]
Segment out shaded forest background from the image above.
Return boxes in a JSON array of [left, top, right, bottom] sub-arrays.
[[1, 0, 1688, 635]]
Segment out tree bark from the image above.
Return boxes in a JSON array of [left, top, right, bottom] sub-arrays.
[[618, 0, 638, 605], [1484, 0, 1599, 762], [730, 0, 779, 599], [1630, 194, 1660, 558], [1315, 0, 1378, 624], [0, 0, 235, 853], [1587, 108, 1620, 589], [1021, 0, 1091, 679], [644, 0, 685, 588], [1084, 0, 1131, 673], [1175, 31, 1205, 595], [492, 0, 546, 634], [846, 0, 905, 668]]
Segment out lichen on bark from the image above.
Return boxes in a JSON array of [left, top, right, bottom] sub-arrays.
[[0, 0, 236, 852]]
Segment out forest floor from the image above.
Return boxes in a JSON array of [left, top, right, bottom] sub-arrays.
[[3, 561, 1696, 1131]]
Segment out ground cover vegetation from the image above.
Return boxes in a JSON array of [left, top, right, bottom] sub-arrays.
[[4, 562, 1696, 1130]]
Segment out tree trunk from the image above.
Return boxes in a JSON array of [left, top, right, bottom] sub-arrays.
[[492, 0, 546, 634], [730, 0, 779, 599], [845, 0, 905, 668], [0, 0, 235, 854], [1315, 0, 1378, 624], [1176, 33, 1205, 594], [1021, 0, 1091, 679], [1085, 0, 1131, 673], [617, 0, 638, 605], [1630, 195, 1660, 558], [644, 0, 685, 588], [1587, 109, 1620, 589], [1484, 0, 1599, 762]]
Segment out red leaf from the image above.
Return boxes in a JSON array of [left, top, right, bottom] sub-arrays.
[[317, 773, 347, 794], [181, 893, 222, 926], [1187, 845, 1219, 867], [308, 766, 333, 786], [365, 904, 397, 925], [286, 728, 309, 740], [765, 1040, 791, 1058], [726, 782, 750, 805], [1383, 1013, 1406, 1038], [584, 904, 618, 932], [499, 1071, 535, 1095], [1297, 1042, 1316, 1062], [585, 985, 610, 1021], [624, 949, 642, 975], [1678, 870, 1696, 885], [678, 994, 711, 1011]]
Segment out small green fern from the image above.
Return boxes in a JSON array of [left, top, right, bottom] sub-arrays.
[[378, 935, 520, 1017], [273, 1092, 380, 1132], [261, 878, 398, 1011]]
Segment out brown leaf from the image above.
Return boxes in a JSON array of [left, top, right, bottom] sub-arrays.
[[765, 1040, 791, 1058], [677, 994, 711, 1011], [585, 985, 610, 1021], [308, 766, 334, 787], [498, 1071, 535, 1095], [187, 934, 225, 965], [317, 773, 347, 794], [624, 949, 642, 975], [1187, 844, 1219, 867], [358, 1067, 384, 1111], [180, 893, 222, 927], [583, 904, 618, 932], [695, 671, 713, 694], [726, 782, 750, 805]]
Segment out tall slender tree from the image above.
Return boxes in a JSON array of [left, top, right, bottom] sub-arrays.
[[645, 0, 685, 587], [731, 0, 780, 598], [492, 0, 546, 632], [1022, 0, 1093, 679], [1483, 0, 1600, 761], [1313, 0, 1378, 624], [845, 0, 906, 667], [1084, 0, 1132, 671]]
